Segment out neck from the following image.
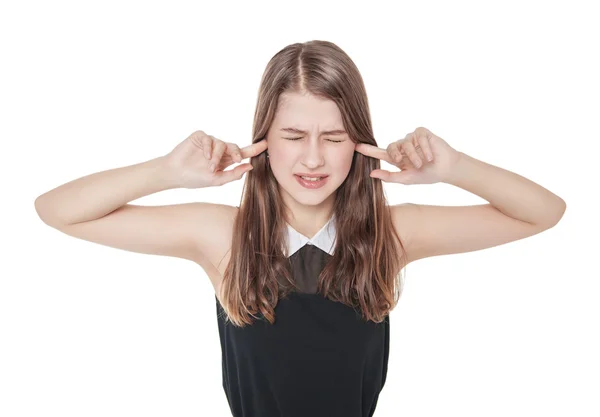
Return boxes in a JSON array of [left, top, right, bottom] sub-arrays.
[[286, 207, 335, 240]]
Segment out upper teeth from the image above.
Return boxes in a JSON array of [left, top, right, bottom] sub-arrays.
[[300, 176, 323, 181]]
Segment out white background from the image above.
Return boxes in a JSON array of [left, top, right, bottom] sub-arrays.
[[3, 0, 596, 416]]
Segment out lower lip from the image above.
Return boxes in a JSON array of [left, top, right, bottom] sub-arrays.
[[295, 175, 329, 189]]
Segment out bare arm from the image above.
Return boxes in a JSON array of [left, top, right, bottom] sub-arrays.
[[33, 132, 259, 268], [35, 156, 177, 226], [33, 155, 212, 265]]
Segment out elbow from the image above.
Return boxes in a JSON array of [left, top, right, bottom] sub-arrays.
[[545, 199, 567, 228], [555, 198, 567, 221], [34, 196, 59, 227], [34, 196, 45, 219], [35, 197, 49, 225]]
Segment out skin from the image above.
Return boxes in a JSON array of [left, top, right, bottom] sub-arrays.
[[264, 91, 355, 239]]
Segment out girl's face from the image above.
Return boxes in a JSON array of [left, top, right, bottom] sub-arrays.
[[266, 91, 356, 211]]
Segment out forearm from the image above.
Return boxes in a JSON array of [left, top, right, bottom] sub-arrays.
[[445, 152, 566, 226], [35, 156, 178, 226]]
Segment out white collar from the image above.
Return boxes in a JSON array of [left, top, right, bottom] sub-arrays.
[[285, 213, 337, 258]]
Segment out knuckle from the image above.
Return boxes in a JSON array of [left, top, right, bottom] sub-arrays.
[[227, 144, 240, 158]]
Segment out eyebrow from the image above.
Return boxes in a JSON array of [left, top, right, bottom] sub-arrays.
[[280, 127, 347, 135]]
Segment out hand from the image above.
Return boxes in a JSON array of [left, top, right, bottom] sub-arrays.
[[354, 127, 461, 185], [163, 130, 268, 189]]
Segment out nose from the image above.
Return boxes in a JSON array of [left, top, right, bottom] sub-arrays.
[[301, 140, 326, 168]]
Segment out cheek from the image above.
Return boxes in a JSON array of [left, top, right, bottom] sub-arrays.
[[333, 151, 355, 173], [267, 152, 292, 181], [268, 151, 288, 170]]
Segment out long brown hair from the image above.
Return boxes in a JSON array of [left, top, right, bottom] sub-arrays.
[[217, 40, 408, 327]]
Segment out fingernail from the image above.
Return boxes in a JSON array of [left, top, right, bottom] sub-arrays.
[[209, 163, 215, 172]]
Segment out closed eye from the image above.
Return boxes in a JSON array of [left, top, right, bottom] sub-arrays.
[[284, 137, 344, 143]]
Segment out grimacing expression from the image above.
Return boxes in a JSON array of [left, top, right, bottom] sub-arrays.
[[266, 92, 355, 207]]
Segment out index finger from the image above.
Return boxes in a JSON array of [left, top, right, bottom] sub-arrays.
[[240, 137, 269, 159], [355, 143, 392, 164]]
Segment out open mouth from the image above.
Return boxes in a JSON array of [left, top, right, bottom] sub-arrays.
[[296, 175, 326, 181], [294, 174, 329, 188]]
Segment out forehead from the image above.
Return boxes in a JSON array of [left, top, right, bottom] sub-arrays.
[[274, 92, 343, 127]]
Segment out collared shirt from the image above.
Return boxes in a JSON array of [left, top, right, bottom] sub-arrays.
[[285, 213, 337, 257], [217, 209, 389, 417]]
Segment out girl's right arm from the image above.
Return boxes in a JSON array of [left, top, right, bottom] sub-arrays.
[[33, 131, 264, 265], [34, 155, 177, 227]]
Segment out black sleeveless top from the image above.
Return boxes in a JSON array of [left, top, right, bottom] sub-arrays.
[[215, 213, 390, 416]]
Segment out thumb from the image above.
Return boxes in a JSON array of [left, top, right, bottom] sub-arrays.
[[369, 169, 392, 180], [370, 169, 411, 184], [214, 164, 253, 186]]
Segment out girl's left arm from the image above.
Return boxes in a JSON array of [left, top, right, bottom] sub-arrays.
[[445, 152, 566, 226]]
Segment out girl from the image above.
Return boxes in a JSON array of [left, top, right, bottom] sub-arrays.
[[35, 40, 566, 417]]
